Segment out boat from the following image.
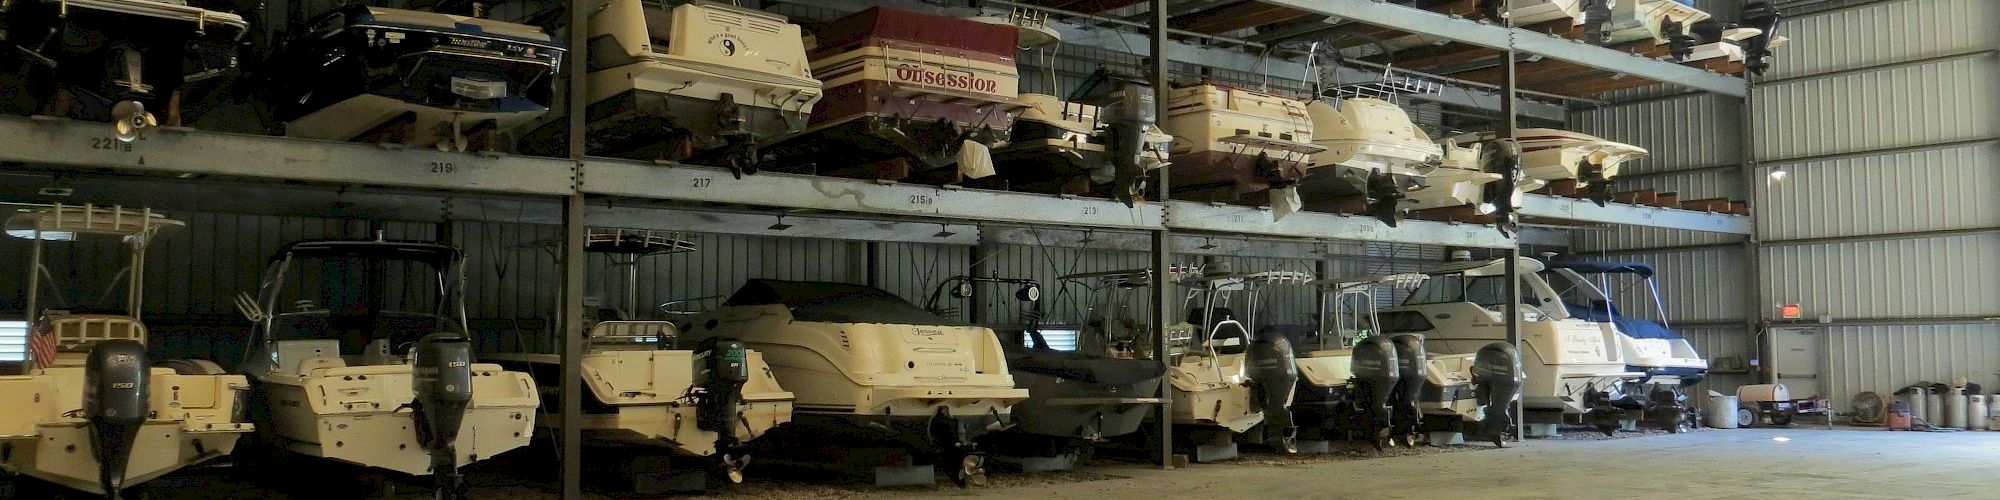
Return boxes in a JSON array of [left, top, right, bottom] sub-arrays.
[[0, 205, 253, 498], [677, 280, 1027, 486], [1377, 255, 1641, 435], [0, 0, 246, 132], [1156, 264, 1302, 460], [984, 69, 1171, 205], [1160, 84, 1324, 218], [1443, 128, 1647, 204], [1739, 2, 1787, 76], [1401, 137, 1505, 212], [234, 238, 539, 499], [483, 229, 792, 490], [265, 5, 564, 151], [515, 0, 822, 176], [1607, 0, 1712, 58], [1539, 260, 1707, 431], [758, 6, 1025, 184], [1300, 97, 1442, 225], [927, 275, 1165, 470]]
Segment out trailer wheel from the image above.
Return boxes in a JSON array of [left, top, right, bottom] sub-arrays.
[[1737, 407, 1759, 428], [1771, 410, 1795, 427]]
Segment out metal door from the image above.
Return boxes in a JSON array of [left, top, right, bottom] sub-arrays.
[[1770, 327, 1824, 397]]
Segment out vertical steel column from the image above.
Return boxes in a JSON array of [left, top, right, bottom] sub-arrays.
[[559, 0, 591, 496], [1740, 72, 1765, 384], [1497, 9, 1525, 441], [1149, 0, 1174, 469]]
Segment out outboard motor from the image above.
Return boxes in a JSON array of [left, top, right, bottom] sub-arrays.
[[1365, 170, 1411, 227], [84, 339, 150, 500], [695, 337, 751, 482], [1101, 79, 1158, 207], [1480, 141, 1521, 237], [411, 333, 474, 499], [1388, 335, 1427, 446], [1245, 333, 1299, 452], [928, 406, 986, 488], [1348, 336, 1398, 450], [1471, 342, 1523, 447], [1740, 2, 1782, 76], [1582, 0, 1614, 45], [1645, 384, 1691, 433]]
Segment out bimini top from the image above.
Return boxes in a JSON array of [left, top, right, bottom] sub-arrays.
[[724, 279, 962, 327], [5, 204, 185, 240], [273, 239, 461, 268], [1542, 261, 1656, 279]]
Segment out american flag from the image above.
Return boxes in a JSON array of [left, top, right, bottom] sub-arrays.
[[28, 322, 58, 367]]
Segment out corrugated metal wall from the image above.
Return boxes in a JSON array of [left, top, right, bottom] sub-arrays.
[[1748, 0, 2000, 404], [1755, 142, 2000, 241], [1824, 323, 2000, 402], [1579, 248, 1749, 323], [1570, 93, 1750, 252]]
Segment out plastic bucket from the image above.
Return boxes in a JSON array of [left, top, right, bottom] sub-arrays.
[[1708, 394, 1740, 429]]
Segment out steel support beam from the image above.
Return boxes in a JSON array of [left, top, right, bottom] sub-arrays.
[[585, 205, 982, 245], [1253, 0, 1748, 96], [581, 162, 1164, 230], [1150, 0, 1175, 469], [0, 116, 575, 196], [560, 0, 590, 493], [1518, 195, 1754, 234], [1164, 202, 1516, 248]]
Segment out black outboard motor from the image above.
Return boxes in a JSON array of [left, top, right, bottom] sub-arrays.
[[1581, 0, 1614, 45], [1365, 170, 1414, 227], [695, 337, 751, 481], [1644, 384, 1690, 433], [84, 339, 150, 500], [1245, 333, 1299, 452], [1480, 141, 1522, 236], [1388, 335, 1428, 446], [411, 333, 474, 499], [1740, 2, 1782, 76], [1348, 336, 1398, 450], [1471, 342, 1523, 447]]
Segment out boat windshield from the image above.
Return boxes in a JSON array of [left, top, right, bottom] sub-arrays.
[[1403, 273, 1543, 308], [266, 254, 462, 355]]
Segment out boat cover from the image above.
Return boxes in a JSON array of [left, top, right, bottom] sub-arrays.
[[723, 279, 963, 326], [1564, 300, 1680, 341], [1002, 341, 1165, 386]]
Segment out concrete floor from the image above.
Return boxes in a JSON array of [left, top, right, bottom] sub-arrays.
[[854, 428, 2000, 500]]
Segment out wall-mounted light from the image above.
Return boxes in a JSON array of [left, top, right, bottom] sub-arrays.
[[932, 224, 956, 239], [1768, 168, 1789, 183], [766, 215, 793, 231]]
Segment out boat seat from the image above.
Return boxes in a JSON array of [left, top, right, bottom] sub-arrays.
[[1207, 320, 1249, 355]]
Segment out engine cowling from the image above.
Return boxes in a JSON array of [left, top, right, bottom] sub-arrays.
[[84, 339, 150, 498], [1472, 342, 1524, 443], [696, 337, 749, 450], [1349, 336, 1398, 445], [1245, 333, 1298, 449], [411, 333, 473, 477], [1389, 334, 1428, 439]]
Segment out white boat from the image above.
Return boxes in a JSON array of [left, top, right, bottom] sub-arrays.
[[678, 280, 1027, 486], [0, 0, 246, 127], [237, 239, 540, 498], [517, 0, 822, 175], [986, 71, 1171, 204], [1539, 260, 1706, 431], [1401, 137, 1505, 212], [1445, 128, 1646, 202], [1300, 97, 1442, 224], [483, 229, 792, 487], [269, 6, 564, 151], [0, 205, 253, 497], [1608, 0, 1712, 56], [1161, 84, 1324, 218], [1378, 256, 1641, 434]]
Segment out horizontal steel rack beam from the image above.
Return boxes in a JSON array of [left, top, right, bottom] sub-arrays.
[[0, 115, 576, 196], [1519, 194, 1754, 234], [1255, 0, 1749, 96], [1162, 201, 1518, 248]]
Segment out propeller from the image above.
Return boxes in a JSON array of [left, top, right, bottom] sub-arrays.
[[111, 101, 158, 143]]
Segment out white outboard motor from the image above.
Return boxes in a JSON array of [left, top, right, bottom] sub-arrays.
[[84, 339, 150, 500], [1349, 336, 1399, 450], [411, 333, 474, 499], [1388, 334, 1428, 446], [1246, 334, 1299, 452], [1471, 342, 1524, 447]]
